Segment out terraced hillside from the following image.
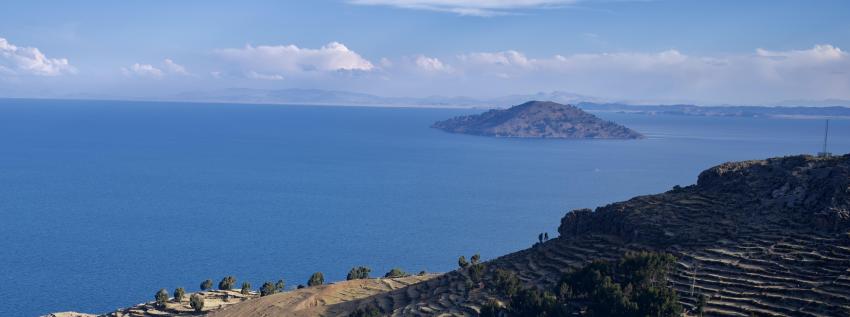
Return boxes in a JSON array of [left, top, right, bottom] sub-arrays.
[[332, 154, 850, 316]]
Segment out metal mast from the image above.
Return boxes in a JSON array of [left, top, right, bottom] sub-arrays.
[[819, 119, 831, 158]]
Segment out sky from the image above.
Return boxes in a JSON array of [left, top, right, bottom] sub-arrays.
[[1, 0, 849, 105]]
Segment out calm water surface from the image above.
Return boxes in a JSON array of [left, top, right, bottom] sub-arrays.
[[1, 99, 849, 316]]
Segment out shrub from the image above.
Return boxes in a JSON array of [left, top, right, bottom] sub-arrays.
[[189, 293, 204, 312], [458, 256, 469, 269], [297, 284, 305, 289], [173, 287, 185, 302], [241, 282, 252, 295], [260, 281, 276, 296], [275, 279, 286, 292], [218, 276, 236, 290], [418, 270, 427, 276], [308, 272, 324, 286], [200, 279, 212, 291], [491, 269, 520, 297], [471, 254, 481, 265], [384, 268, 409, 278], [347, 266, 371, 280], [347, 305, 382, 317], [155, 288, 169, 308]]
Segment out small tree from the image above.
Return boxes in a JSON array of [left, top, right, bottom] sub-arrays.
[[347, 266, 371, 280], [384, 268, 410, 278], [155, 288, 169, 308], [544, 232, 549, 241], [471, 254, 481, 265], [418, 270, 427, 276], [190, 293, 204, 312], [260, 282, 276, 296], [696, 294, 707, 317], [538, 233, 544, 244], [308, 272, 324, 286], [219, 276, 236, 290], [275, 279, 286, 292], [241, 282, 252, 295], [173, 287, 185, 302], [458, 256, 469, 269], [200, 279, 212, 291]]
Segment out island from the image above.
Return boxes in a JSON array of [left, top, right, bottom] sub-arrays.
[[431, 100, 644, 139]]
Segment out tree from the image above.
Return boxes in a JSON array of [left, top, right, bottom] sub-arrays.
[[219, 276, 236, 290], [200, 279, 212, 291], [544, 232, 549, 241], [491, 269, 520, 297], [308, 272, 324, 286], [538, 233, 544, 244], [384, 268, 409, 278], [275, 279, 286, 292], [260, 282, 276, 296], [155, 288, 169, 308], [469, 263, 486, 283], [240, 282, 252, 295], [347, 266, 371, 280], [458, 256, 469, 269], [173, 287, 185, 302], [471, 254, 481, 265], [418, 270, 427, 276], [479, 300, 504, 317], [190, 293, 204, 312]]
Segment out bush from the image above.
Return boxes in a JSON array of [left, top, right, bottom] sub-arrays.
[[479, 300, 504, 317], [297, 284, 305, 289], [260, 281, 276, 296], [347, 305, 382, 317], [418, 270, 427, 276], [241, 282, 252, 295], [275, 279, 286, 292], [347, 266, 371, 280], [200, 279, 212, 291], [155, 288, 169, 308], [491, 269, 520, 297], [384, 268, 410, 278], [218, 276, 236, 290], [173, 287, 185, 302], [471, 254, 481, 265], [489, 252, 682, 317], [308, 272, 324, 286], [190, 293, 204, 312], [458, 256, 469, 269]]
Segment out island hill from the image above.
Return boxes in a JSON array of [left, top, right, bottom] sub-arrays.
[[49, 154, 850, 317], [432, 100, 644, 139]]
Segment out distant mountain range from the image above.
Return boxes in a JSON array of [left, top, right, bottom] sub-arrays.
[[167, 88, 850, 118], [169, 88, 607, 108]]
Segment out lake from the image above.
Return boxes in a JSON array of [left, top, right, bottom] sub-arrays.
[[1, 99, 848, 316]]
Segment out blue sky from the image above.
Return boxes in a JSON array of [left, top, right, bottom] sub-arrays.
[[1, 0, 849, 104]]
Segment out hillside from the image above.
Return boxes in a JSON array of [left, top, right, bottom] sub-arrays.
[[432, 101, 643, 139], [302, 154, 850, 316]]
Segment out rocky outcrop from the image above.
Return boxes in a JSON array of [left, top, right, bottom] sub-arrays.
[[432, 101, 643, 139]]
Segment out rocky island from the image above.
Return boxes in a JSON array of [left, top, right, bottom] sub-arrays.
[[48, 154, 850, 316], [432, 100, 644, 139]]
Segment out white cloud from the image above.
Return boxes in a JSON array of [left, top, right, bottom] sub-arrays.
[[414, 55, 452, 73], [122, 63, 164, 78], [163, 59, 190, 75], [0, 37, 75, 76], [348, 0, 578, 16], [246, 71, 284, 80], [122, 59, 192, 79], [215, 42, 374, 78]]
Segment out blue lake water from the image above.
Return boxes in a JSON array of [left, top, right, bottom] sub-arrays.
[[1, 98, 849, 317]]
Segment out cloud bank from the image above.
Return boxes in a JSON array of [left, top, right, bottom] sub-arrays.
[[0, 37, 75, 76], [215, 42, 374, 80]]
